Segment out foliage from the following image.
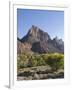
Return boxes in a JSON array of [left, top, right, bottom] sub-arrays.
[[46, 53, 64, 71], [17, 53, 64, 71]]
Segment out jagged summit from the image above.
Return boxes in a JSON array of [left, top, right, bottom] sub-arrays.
[[21, 25, 51, 44], [17, 25, 64, 54], [27, 25, 40, 37], [53, 36, 64, 45]]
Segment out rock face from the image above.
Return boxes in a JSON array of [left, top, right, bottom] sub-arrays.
[[52, 37, 64, 52], [17, 25, 64, 54], [17, 38, 32, 54], [21, 25, 51, 44]]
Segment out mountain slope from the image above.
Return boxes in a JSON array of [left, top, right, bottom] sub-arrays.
[[21, 25, 51, 44], [17, 25, 64, 54]]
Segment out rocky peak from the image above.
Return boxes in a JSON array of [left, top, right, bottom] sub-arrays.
[[22, 25, 51, 44], [53, 36, 64, 45], [18, 25, 64, 54], [27, 25, 39, 37]]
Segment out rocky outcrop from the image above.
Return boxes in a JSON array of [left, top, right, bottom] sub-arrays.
[[17, 39, 32, 54], [17, 66, 64, 80]]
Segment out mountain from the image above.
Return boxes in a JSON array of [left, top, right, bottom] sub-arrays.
[[21, 25, 51, 44], [17, 25, 64, 54], [52, 37, 64, 52]]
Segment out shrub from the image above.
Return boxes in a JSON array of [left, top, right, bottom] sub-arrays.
[[46, 53, 64, 71], [17, 53, 64, 71]]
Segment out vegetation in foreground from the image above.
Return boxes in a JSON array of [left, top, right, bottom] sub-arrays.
[[17, 53, 64, 80]]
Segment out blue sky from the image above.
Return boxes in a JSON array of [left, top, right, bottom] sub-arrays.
[[17, 9, 64, 40]]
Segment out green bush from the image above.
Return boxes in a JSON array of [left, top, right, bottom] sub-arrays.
[[46, 53, 64, 71], [17, 53, 64, 71]]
